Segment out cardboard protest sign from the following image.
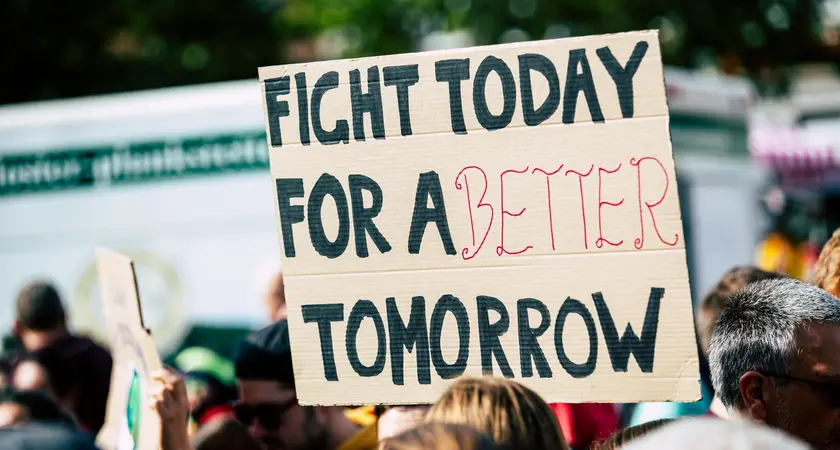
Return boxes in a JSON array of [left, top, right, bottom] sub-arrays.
[[95, 248, 164, 450], [259, 30, 699, 405]]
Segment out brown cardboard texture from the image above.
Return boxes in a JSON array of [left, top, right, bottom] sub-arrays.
[[95, 248, 164, 450], [259, 30, 699, 405]]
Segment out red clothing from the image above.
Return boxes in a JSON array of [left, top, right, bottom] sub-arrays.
[[198, 405, 235, 425], [549, 403, 619, 449]]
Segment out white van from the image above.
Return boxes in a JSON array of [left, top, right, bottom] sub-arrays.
[[0, 80, 278, 355], [0, 70, 766, 356]]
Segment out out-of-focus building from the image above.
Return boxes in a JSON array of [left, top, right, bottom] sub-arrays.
[[750, 64, 840, 281]]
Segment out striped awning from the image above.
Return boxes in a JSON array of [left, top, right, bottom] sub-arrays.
[[749, 124, 840, 186]]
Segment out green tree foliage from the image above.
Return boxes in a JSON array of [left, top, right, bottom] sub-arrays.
[[0, 0, 835, 104]]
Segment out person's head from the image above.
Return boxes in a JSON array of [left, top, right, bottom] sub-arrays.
[[175, 346, 237, 425], [816, 228, 840, 297], [709, 277, 840, 449], [696, 266, 784, 355], [13, 281, 67, 351], [380, 422, 506, 450], [0, 389, 75, 428], [10, 359, 52, 395], [620, 417, 809, 450], [192, 418, 262, 450], [592, 418, 674, 450], [234, 319, 352, 450], [375, 404, 431, 441], [265, 272, 287, 322], [11, 352, 79, 418], [425, 377, 567, 450]]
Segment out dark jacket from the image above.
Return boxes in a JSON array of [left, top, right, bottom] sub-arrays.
[[17, 335, 113, 435]]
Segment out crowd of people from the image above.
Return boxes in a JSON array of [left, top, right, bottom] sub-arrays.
[[2, 229, 840, 449]]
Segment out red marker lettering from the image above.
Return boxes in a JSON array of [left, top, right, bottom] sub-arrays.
[[455, 166, 494, 260], [532, 165, 564, 251], [595, 164, 625, 248], [496, 166, 533, 256], [565, 165, 595, 250], [630, 156, 679, 249]]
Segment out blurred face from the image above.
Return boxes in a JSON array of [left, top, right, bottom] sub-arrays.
[[747, 323, 840, 449], [185, 377, 210, 411], [265, 274, 287, 322], [377, 406, 430, 441], [0, 402, 29, 427], [237, 380, 327, 450], [12, 360, 51, 394]]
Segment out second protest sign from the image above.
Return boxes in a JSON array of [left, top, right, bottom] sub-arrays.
[[259, 30, 698, 405]]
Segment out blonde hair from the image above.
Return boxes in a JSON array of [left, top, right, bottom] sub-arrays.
[[380, 422, 504, 450], [425, 377, 568, 450], [815, 228, 840, 297]]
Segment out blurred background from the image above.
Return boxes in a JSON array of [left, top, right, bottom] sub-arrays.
[[1, 0, 840, 362]]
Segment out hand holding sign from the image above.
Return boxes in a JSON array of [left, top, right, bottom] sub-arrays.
[[260, 30, 698, 406], [150, 369, 191, 450]]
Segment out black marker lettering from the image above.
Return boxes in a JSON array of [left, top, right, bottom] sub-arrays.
[[275, 178, 305, 257], [473, 56, 516, 131], [264, 77, 290, 147], [387, 296, 431, 385], [592, 287, 663, 373], [476, 295, 514, 378], [311, 71, 350, 145], [294, 73, 311, 146], [435, 59, 471, 134], [348, 174, 391, 258], [518, 54, 560, 126], [308, 173, 351, 259], [349, 66, 385, 141], [383, 65, 420, 136], [596, 41, 649, 119], [517, 298, 552, 378], [302, 303, 344, 381], [408, 171, 456, 255], [345, 300, 387, 377], [563, 49, 604, 124], [430, 294, 470, 379], [555, 297, 598, 378]]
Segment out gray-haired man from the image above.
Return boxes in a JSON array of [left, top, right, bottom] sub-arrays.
[[709, 277, 840, 449]]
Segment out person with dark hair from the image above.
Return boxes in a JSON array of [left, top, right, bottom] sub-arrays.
[[192, 418, 262, 450], [174, 347, 238, 429], [9, 280, 113, 435], [0, 388, 76, 427], [709, 278, 840, 450], [591, 418, 675, 450], [232, 319, 377, 450]]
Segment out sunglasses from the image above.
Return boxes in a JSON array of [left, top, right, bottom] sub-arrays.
[[763, 371, 840, 407], [234, 398, 298, 429]]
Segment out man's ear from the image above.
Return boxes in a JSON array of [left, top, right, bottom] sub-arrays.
[[739, 371, 771, 422]]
